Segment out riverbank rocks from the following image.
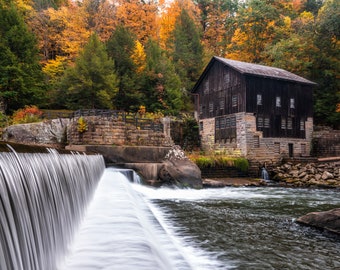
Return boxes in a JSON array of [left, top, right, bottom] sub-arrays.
[[159, 145, 202, 189], [296, 208, 340, 235], [272, 160, 340, 187]]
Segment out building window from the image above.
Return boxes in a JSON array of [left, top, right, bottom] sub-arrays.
[[209, 102, 213, 112], [220, 117, 226, 129], [204, 80, 209, 95], [231, 116, 236, 127], [281, 117, 286, 129], [287, 117, 293, 129], [224, 72, 230, 84], [300, 119, 305, 131], [254, 136, 260, 148], [276, 96, 281, 107], [290, 98, 295, 109], [257, 94, 262, 105], [232, 95, 238, 107], [215, 118, 220, 129], [257, 116, 263, 128], [226, 117, 231, 127], [219, 99, 224, 110], [264, 117, 270, 128], [199, 121, 203, 131]]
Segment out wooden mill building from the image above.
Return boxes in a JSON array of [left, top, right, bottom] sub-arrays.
[[192, 56, 316, 167]]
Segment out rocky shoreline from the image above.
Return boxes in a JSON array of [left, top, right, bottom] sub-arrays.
[[272, 158, 340, 188]]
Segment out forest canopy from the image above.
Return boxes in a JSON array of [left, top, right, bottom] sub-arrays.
[[0, 0, 339, 128]]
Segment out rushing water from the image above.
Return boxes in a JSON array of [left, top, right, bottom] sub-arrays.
[[134, 184, 340, 270], [60, 168, 340, 270], [1, 152, 340, 270], [0, 149, 105, 270]]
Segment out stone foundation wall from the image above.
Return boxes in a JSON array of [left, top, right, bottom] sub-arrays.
[[67, 116, 172, 147], [312, 127, 340, 157]]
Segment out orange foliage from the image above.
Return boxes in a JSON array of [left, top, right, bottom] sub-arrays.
[[159, 0, 201, 50], [115, 0, 158, 44], [12, 106, 43, 124]]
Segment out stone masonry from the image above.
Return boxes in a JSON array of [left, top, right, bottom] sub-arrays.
[[67, 116, 173, 147]]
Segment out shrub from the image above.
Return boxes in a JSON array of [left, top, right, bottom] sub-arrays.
[[12, 105, 43, 124], [234, 158, 249, 172], [77, 116, 88, 133]]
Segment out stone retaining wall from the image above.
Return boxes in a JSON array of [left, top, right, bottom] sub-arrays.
[[67, 116, 172, 147]]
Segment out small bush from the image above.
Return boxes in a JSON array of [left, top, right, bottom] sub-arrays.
[[234, 158, 249, 172], [77, 116, 88, 133], [192, 156, 215, 168], [12, 105, 43, 124]]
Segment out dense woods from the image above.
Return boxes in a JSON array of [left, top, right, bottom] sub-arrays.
[[0, 0, 339, 128]]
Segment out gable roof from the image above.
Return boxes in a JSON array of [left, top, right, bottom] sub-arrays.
[[192, 56, 316, 92]]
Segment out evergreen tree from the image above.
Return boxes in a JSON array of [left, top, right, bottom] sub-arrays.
[[143, 39, 183, 115], [0, 0, 45, 113], [59, 34, 118, 109], [312, 0, 340, 128], [172, 8, 203, 108], [106, 25, 143, 112]]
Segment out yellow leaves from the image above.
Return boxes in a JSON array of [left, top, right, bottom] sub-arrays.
[[77, 117, 88, 133], [131, 40, 146, 74], [115, 0, 158, 44], [42, 56, 68, 82], [299, 11, 314, 23]]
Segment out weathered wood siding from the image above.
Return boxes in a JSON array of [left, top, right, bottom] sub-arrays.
[[196, 61, 246, 119], [245, 75, 313, 138]]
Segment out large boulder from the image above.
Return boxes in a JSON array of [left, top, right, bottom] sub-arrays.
[[2, 119, 70, 146], [296, 208, 340, 235], [158, 146, 202, 189]]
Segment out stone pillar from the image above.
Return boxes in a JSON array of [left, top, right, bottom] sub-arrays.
[[162, 117, 171, 138]]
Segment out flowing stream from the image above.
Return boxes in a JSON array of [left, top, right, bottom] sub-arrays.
[[0, 151, 339, 270]]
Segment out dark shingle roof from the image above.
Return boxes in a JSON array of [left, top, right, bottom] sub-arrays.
[[215, 56, 316, 85]]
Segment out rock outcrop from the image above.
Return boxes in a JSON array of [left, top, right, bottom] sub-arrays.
[[296, 208, 340, 235], [159, 146, 202, 188], [272, 159, 340, 187], [2, 119, 69, 147]]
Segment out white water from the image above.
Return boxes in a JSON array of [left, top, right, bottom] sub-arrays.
[[0, 149, 105, 270], [59, 168, 227, 270]]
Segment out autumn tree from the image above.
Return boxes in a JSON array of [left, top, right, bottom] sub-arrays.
[[158, 0, 200, 51], [264, 11, 317, 77], [59, 34, 118, 109], [197, 0, 238, 56], [115, 0, 158, 44], [0, 0, 45, 113], [226, 0, 285, 63]]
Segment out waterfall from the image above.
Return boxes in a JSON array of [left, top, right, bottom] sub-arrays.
[[261, 167, 269, 180], [0, 148, 105, 270], [59, 168, 191, 270]]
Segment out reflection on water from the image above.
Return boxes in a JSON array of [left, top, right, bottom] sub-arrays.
[[135, 185, 340, 270]]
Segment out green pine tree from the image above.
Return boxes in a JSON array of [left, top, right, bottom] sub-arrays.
[[144, 39, 183, 115], [172, 8, 204, 110], [106, 25, 143, 112], [0, 0, 45, 113], [60, 33, 119, 109]]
